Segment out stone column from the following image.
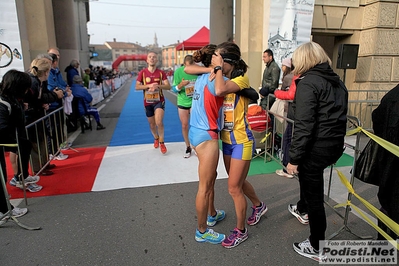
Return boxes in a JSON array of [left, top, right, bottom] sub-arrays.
[[209, 0, 234, 44], [52, 0, 79, 74], [22, 0, 57, 62], [235, 0, 268, 89]]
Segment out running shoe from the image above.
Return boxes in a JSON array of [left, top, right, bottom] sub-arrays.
[[11, 207, 28, 218], [195, 228, 225, 244], [9, 176, 18, 187], [24, 175, 40, 184], [247, 201, 268, 225], [275, 169, 294, 179], [49, 152, 68, 161], [288, 204, 309, 225], [207, 209, 226, 227], [25, 183, 43, 193], [183, 146, 192, 158], [10, 175, 39, 186], [60, 141, 72, 150], [160, 143, 167, 154], [293, 238, 326, 262], [154, 139, 159, 149], [222, 228, 248, 248]]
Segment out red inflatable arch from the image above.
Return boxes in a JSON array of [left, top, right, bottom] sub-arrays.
[[112, 54, 147, 70]]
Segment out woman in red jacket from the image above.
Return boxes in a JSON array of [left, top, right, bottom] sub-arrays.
[[274, 58, 298, 179]]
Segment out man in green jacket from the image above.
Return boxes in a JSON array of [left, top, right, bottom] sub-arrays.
[[260, 49, 281, 110]]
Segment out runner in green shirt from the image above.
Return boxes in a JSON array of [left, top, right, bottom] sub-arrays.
[[172, 55, 198, 158]]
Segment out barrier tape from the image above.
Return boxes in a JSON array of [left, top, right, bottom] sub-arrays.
[[335, 126, 399, 249], [0, 144, 18, 147], [346, 127, 399, 158], [335, 170, 398, 250]]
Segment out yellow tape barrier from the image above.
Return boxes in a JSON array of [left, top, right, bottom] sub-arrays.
[[260, 132, 271, 144], [334, 126, 399, 249], [0, 144, 18, 148]]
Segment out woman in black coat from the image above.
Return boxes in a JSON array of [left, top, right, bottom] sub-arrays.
[[286, 42, 348, 262], [0, 70, 36, 217], [372, 84, 399, 240]]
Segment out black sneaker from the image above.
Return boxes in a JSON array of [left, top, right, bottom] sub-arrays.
[[183, 146, 192, 158], [97, 124, 106, 130], [293, 239, 326, 262], [288, 204, 309, 225]]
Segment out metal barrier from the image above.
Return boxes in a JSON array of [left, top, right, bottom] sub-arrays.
[[264, 94, 294, 169], [347, 90, 388, 130], [25, 107, 67, 176]]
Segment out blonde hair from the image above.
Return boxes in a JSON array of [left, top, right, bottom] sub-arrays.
[[30, 58, 51, 77], [292, 42, 332, 76]]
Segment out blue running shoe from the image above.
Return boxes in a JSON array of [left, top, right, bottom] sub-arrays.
[[222, 228, 248, 248], [9, 176, 18, 187], [195, 228, 225, 244], [207, 209, 226, 227]]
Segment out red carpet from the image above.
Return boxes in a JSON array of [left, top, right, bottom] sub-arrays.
[[5, 147, 106, 198]]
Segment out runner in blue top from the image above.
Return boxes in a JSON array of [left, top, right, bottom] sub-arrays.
[[184, 44, 229, 245]]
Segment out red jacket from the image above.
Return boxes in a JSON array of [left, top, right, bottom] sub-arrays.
[[274, 75, 299, 100]]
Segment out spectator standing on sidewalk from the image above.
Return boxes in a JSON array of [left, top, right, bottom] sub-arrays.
[[136, 51, 171, 154], [260, 49, 280, 110], [25, 58, 63, 179], [274, 58, 297, 179], [65, 59, 80, 86], [172, 55, 197, 158], [371, 84, 399, 241], [0, 69, 42, 194], [47, 52, 71, 161], [286, 42, 348, 262]]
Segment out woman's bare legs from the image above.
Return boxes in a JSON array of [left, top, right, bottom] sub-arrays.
[[195, 139, 219, 233]]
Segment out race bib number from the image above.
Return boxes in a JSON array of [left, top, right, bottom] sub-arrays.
[[145, 90, 160, 103], [223, 94, 235, 131], [185, 81, 195, 97]]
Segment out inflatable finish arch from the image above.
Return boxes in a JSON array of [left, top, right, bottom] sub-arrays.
[[112, 54, 147, 70]]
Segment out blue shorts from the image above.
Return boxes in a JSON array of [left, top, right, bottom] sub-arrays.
[[145, 101, 165, 117], [189, 127, 219, 147], [222, 140, 254, 161]]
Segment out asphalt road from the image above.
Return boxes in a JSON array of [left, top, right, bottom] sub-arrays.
[[1, 77, 382, 266]]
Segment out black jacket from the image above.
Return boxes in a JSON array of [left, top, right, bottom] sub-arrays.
[[289, 63, 348, 165], [0, 96, 28, 144], [24, 74, 59, 124]]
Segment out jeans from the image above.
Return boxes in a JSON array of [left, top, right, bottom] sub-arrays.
[[296, 143, 343, 250]]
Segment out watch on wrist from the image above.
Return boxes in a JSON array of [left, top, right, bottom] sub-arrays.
[[214, 66, 222, 74]]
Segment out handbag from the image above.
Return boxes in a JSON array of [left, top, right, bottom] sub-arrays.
[[270, 98, 285, 123], [354, 139, 380, 186]]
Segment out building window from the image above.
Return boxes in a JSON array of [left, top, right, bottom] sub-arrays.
[[115, 49, 120, 52], [123, 50, 127, 52]]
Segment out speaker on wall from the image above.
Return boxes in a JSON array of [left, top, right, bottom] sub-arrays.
[[336, 44, 359, 69]]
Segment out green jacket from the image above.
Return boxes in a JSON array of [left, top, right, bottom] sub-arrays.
[[262, 60, 280, 94]]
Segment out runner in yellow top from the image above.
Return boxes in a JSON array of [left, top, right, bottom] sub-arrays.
[[212, 42, 268, 248]]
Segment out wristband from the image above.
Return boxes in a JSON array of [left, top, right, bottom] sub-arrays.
[[175, 85, 180, 92]]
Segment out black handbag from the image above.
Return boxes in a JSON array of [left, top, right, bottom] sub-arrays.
[[354, 139, 380, 186]]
